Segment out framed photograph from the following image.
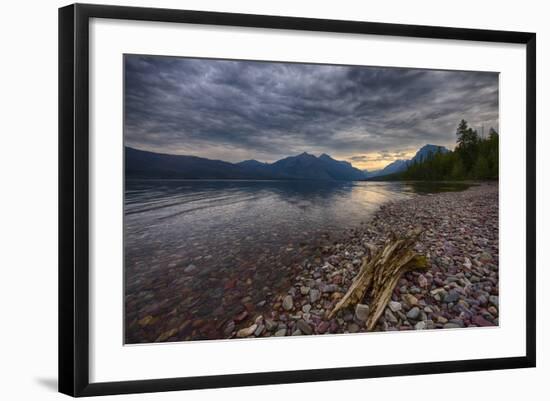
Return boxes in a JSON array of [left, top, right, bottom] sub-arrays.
[[59, 3, 536, 397]]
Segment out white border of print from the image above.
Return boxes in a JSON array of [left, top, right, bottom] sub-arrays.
[[89, 17, 526, 383]]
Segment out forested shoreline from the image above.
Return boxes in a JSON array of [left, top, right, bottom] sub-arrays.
[[393, 120, 499, 181]]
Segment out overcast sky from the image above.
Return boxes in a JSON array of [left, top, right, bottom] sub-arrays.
[[124, 55, 499, 170]]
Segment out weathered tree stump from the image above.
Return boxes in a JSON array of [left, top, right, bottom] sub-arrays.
[[329, 229, 428, 331]]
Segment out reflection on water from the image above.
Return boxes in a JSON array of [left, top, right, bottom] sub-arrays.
[[124, 179, 470, 343], [402, 181, 473, 194]]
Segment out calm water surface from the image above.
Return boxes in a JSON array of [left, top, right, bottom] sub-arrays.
[[124, 180, 469, 342]]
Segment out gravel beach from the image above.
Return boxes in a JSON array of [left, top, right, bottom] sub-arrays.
[[229, 182, 499, 338]]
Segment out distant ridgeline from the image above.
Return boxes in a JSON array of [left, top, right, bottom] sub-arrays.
[[126, 120, 498, 181], [125, 147, 366, 181], [393, 120, 499, 181], [363, 144, 450, 179]]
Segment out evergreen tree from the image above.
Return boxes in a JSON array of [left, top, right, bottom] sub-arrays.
[[456, 119, 470, 148], [451, 158, 465, 180], [489, 127, 498, 142], [473, 154, 490, 179], [455, 120, 480, 172], [487, 127, 499, 179]]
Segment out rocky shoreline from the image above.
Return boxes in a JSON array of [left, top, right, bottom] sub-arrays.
[[229, 182, 499, 338]]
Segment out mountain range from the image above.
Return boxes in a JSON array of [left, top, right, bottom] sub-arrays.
[[364, 144, 449, 178], [125, 144, 449, 181]]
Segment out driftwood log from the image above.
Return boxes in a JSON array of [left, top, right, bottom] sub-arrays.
[[329, 229, 428, 331]]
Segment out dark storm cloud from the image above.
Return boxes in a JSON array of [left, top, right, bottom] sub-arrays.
[[124, 55, 499, 163]]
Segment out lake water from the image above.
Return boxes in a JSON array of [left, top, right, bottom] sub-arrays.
[[124, 179, 469, 343]]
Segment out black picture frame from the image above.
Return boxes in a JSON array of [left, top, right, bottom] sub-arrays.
[[59, 3, 536, 397]]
